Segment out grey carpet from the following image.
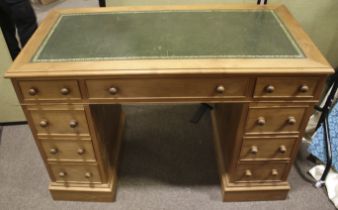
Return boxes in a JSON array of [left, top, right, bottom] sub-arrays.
[[0, 105, 334, 210]]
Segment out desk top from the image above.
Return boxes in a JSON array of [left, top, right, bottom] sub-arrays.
[[33, 10, 303, 61], [6, 4, 333, 78]]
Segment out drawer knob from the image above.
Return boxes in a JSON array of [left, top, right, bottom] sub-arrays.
[[257, 117, 266, 126], [271, 169, 279, 176], [279, 145, 287, 153], [287, 116, 296, 125], [69, 120, 78, 128], [28, 88, 38, 96], [265, 85, 275, 93], [109, 87, 118, 95], [85, 172, 92, 178], [60, 87, 70, 95], [58, 171, 67, 177], [299, 84, 309, 93], [245, 169, 252, 177], [216, 85, 225, 93], [77, 148, 86, 155], [49, 148, 58, 154], [39, 120, 49, 128], [250, 145, 258, 154]]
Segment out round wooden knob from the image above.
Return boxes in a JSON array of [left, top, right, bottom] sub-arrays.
[[58, 171, 67, 177], [49, 148, 58, 154], [77, 148, 85, 155], [28, 88, 38, 96], [287, 116, 296, 125], [299, 84, 309, 93], [279, 145, 287, 153], [108, 87, 118, 95], [271, 169, 278, 176], [245, 169, 252, 177], [69, 120, 78, 128], [257, 117, 266, 126], [265, 85, 275, 93], [39, 120, 49, 128], [216, 85, 225, 93], [84, 172, 92, 178], [60, 87, 70, 95], [250, 145, 258, 154]]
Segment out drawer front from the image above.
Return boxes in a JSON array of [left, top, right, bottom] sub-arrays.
[[19, 80, 81, 101], [245, 107, 306, 134], [240, 138, 296, 161], [50, 164, 101, 183], [29, 110, 89, 136], [41, 141, 95, 162], [254, 77, 318, 99], [231, 163, 288, 182], [85, 77, 251, 100]]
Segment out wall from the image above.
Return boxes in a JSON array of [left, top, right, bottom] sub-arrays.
[[0, 29, 25, 123]]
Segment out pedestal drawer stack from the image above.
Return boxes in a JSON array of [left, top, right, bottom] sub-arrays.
[[25, 105, 104, 185], [15, 79, 123, 201], [214, 76, 323, 201]]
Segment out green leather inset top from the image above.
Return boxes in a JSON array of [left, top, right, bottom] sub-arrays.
[[33, 10, 304, 62]]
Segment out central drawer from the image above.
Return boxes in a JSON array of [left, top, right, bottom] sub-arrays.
[[85, 77, 251, 100]]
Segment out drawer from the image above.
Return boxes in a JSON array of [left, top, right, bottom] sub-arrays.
[[41, 141, 96, 162], [240, 138, 296, 161], [85, 77, 251, 100], [18, 80, 81, 101], [254, 77, 319, 99], [245, 107, 306, 134], [50, 164, 101, 183], [29, 109, 89, 136], [231, 163, 288, 182]]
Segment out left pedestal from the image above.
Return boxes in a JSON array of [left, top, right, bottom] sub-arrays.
[[23, 104, 124, 202]]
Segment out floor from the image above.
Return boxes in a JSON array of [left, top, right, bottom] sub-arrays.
[[0, 1, 335, 209]]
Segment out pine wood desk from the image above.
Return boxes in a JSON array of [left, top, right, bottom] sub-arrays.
[[5, 4, 333, 202]]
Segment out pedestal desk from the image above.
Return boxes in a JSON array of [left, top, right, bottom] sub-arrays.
[[5, 4, 334, 202]]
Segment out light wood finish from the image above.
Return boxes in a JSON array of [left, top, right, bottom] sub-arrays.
[[239, 137, 296, 161], [231, 163, 288, 182], [213, 103, 248, 174], [18, 80, 81, 102], [49, 108, 125, 201], [211, 111, 290, 201], [49, 163, 102, 183], [4, 4, 333, 78], [49, 182, 116, 202], [4, 4, 334, 202], [245, 106, 307, 135], [28, 108, 89, 137], [254, 76, 319, 99], [85, 77, 251, 101], [41, 140, 96, 162]]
